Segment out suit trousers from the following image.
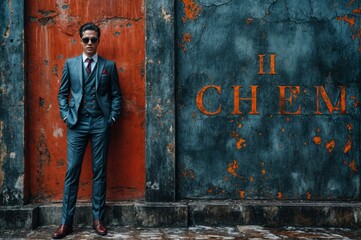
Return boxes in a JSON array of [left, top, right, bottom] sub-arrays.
[[61, 113, 110, 226]]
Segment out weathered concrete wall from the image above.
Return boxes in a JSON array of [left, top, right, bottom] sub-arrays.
[[1, 0, 361, 207], [145, 0, 176, 201], [176, 0, 361, 200], [0, 0, 25, 205]]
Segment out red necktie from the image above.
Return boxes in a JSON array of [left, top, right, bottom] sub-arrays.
[[86, 58, 93, 75]]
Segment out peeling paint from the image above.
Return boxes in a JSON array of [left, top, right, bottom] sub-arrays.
[[161, 7, 173, 22], [350, 96, 359, 107], [313, 136, 322, 145], [239, 190, 245, 199], [344, 139, 352, 154], [325, 140, 335, 153], [15, 174, 23, 190], [179, 0, 202, 23], [227, 160, 244, 179], [344, 124, 352, 154], [236, 138, 247, 150], [336, 2, 361, 51], [344, 159, 358, 176], [348, 160, 358, 174], [179, 33, 192, 52], [167, 143, 175, 155], [227, 160, 238, 177], [231, 132, 247, 150], [153, 103, 164, 118], [3, 0, 13, 39], [52, 126, 63, 138]]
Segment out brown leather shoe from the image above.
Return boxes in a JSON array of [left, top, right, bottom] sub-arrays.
[[92, 220, 108, 236], [52, 224, 73, 239]]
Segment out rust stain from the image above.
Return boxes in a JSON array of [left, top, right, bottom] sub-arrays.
[[236, 138, 247, 150], [227, 160, 244, 179], [350, 96, 359, 107], [231, 132, 247, 150], [344, 159, 358, 176], [348, 160, 358, 173], [249, 176, 254, 182], [325, 140, 335, 153], [277, 192, 283, 200], [167, 143, 175, 155], [227, 160, 238, 177], [313, 136, 322, 145], [245, 18, 253, 24], [344, 139, 352, 154], [239, 190, 245, 199], [179, 33, 192, 52], [307, 192, 311, 200], [179, 0, 202, 23], [337, 15, 355, 28], [207, 188, 213, 193], [344, 123, 352, 154], [260, 162, 267, 176], [181, 164, 196, 179], [337, 2, 361, 52], [353, 7, 361, 14]]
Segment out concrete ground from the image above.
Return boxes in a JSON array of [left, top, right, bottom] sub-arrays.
[[0, 225, 361, 240]]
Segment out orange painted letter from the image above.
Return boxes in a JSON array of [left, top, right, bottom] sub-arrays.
[[258, 54, 276, 75], [196, 85, 222, 115], [278, 86, 301, 115], [232, 86, 259, 115], [315, 86, 347, 114]]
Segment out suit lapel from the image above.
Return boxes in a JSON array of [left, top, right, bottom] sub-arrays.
[[96, 56, 106, 90], [77, 55, 83, 88]]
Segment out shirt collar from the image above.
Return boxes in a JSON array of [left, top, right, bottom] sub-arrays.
[[82, 53, 98, 63]]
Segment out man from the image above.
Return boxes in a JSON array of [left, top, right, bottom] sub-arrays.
[[53, 22, 122, 239]]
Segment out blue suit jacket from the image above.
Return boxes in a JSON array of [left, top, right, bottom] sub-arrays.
[[58, 55, 122, 128]]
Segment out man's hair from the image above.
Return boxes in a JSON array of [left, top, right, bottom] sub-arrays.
[[79, 23, 101, 38]]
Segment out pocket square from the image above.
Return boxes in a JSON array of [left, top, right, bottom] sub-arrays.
[[102, 69, 108, 75]]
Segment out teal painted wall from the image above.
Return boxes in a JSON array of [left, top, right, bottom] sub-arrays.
[[176, 0, 361, 200]]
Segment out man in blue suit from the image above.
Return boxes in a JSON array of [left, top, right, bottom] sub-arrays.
[[53, 22, 121, 239]]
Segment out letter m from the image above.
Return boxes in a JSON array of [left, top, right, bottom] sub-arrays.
[[315, 86, 347, 114]]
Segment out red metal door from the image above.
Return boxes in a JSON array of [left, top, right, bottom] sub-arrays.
[[25, 0, 145, 202]]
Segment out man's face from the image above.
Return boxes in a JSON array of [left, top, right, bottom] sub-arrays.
[[80, 30, 99, 57]]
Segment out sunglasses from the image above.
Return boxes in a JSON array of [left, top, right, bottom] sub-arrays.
[[81, 37, 98, 44]]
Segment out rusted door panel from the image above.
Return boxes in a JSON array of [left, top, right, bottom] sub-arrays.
[[25, 0, 145, 202], [176, 0, 361, 200]]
